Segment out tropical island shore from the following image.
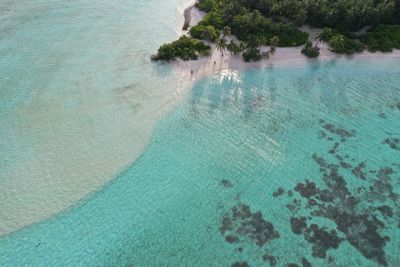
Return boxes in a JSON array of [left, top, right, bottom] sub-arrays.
[[172, 4, 400, 81], [153, 0, 400, 77], [177, 25, 400, 79]]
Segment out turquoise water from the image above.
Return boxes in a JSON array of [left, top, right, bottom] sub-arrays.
[[0, 0, 192, 234], [1, 58, 400, 266]]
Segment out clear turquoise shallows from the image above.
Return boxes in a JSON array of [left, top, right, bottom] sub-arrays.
[[1, 58, 400, 266]]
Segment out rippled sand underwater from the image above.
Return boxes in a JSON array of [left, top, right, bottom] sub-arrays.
[[1, 58, 400, 266], [0, 0, 191, 235]]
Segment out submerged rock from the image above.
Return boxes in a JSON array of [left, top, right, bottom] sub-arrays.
[[320, 121, 356, 140], [220, 204, 279, 247], [220, 179, 233, 188], [273, 187, 285, 197], [263, 254, 277, 266], [231, 261, 250, 267], [383, 137, 400, 150], [301, 257, 312, 267]]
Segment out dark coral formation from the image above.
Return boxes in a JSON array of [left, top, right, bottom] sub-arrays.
[[290, 162, 394, 266], [378, 205, 393, 218], [284, 120, 399, 266], [329, 142, 340, 154], [390, 103, 400, 110], [263, 254, 277, 266], [290, 217, 307, 235], [287, 120, 400, 266], [231, 261, 250, 267], [294, 181, 318, 198], [220, 204, 279, 247], [221, 179, 233, 188], [378, 112, 387, 118], [319, 120, 356, 141], [290, 217, 343, 258], [273, 187, 285, 197], [301, 257, 312, 267], [352, 162, 367, 180], [220, 118, 399, 267], [367, 167, 398, 202], [383, 137, 400, 150], [225, 235, 239, 243]]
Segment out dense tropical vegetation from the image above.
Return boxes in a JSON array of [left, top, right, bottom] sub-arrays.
[[361, 25, 400, 52], [153, 0, 400, 61], [151, 36, 211, 61]]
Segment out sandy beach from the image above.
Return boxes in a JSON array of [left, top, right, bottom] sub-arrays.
[[175, 6, 400, 81]]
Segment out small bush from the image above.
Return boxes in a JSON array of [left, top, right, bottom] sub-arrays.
[[301, 41, 320, 57], [199, 11, 224, 29], [189, 25, 205, 39], [227, 40, 242, 54], [152, 36, 211, 61], [242, 48, 262, 62], [189, 25, 219, 41]]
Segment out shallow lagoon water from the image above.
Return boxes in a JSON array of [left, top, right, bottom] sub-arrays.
[[0, 0, 193, 235], [1, 58, 400, 266]]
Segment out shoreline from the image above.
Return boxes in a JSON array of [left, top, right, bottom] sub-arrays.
[[174, 6, 400, 81]]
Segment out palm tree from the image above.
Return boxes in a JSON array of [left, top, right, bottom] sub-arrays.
[[269, 36, 280, 55], [329, 34, 346, 51], [246, 35, 262, 50], [216, 37, 227, 56], [270, 3, 281, 17], [375, 1, 395, 22], [202, 27, 212, 41], [294, 8, 307, 25], [239, 41, 247, 52], [227, 40, 242, 55], [222, 26, 231, 38], [315, 28, 332, 48], [248, 10, 262, 30]]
